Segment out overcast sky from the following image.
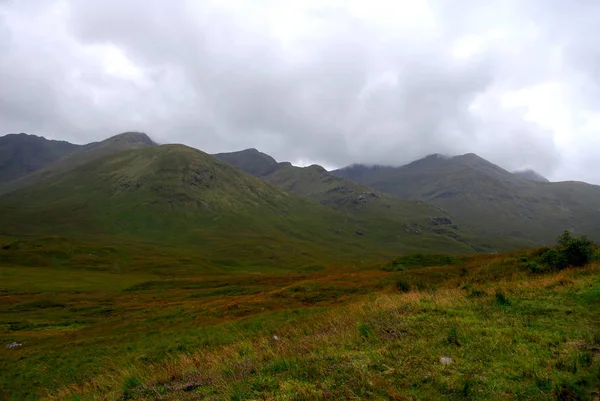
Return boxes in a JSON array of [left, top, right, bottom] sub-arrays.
[[1, 1, 599, 183]]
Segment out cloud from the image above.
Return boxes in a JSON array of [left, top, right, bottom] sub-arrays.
[[0, 0, 599, 183]]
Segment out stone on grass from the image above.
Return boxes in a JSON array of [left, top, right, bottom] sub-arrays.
[[440, 356, 454, 365]]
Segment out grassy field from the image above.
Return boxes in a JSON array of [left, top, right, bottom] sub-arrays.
[[1, 237, 599, 400]]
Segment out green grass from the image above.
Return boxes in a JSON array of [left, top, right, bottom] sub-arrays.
[[1, 241, 599, 400]]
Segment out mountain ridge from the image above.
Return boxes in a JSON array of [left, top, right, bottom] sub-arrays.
[[0, 133, 82, 184], [0, 131, 157, 195], [332, 153, 600, 245], [0, 143, 474, 267], [3, 131, 599, 250]]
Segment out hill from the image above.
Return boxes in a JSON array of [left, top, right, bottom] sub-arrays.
[[0, 132, 156, 195], [0, 133, 81, 184], [214, 149, 488, 251], [333, 153, 600, 246], [0, 144, 474, 269]]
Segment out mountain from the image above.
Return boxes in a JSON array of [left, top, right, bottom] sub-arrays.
[[0, 143, 474, 268], [513, 169, 550, 182], [0, 133, 81, 184], [213, 148, 279, 177], [0, 132, 156, 195], [333, 153, 600, 246], [213, 149, 493, 251]]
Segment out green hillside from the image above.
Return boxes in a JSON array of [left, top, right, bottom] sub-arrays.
[[214, 149, 492, 251], [0, 144, 473, 269]]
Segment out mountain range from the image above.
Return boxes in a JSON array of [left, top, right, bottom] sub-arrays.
[[0, 133, 475, 271], [1, 131, 599, 259], [332, 154, 600, 245]]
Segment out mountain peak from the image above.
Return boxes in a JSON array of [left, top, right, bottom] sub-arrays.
[[213, 148, 278, 177], [104, 132, 156, 146], [454, 152, 485, 162], [306, 164, 327, 173], [513, 169, 550, 183]]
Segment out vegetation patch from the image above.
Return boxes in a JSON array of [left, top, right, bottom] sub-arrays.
[[381, 253, 460, 271]]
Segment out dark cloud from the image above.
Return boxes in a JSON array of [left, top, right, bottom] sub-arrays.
[[0, 0, 598, 183]]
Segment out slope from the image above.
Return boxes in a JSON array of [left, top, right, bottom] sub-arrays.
[[214, 149, 480, 251], [0, 133, 81, 183], [0, 144, 473, 269], [333, 153, 600, 246], [0, 131, 156, 195]]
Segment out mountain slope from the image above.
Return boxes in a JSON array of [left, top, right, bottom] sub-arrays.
[[0, 132, 156, 195], [0, 133, 81, 183], [0, 145, 474, 268], [333, 153, 600, 245], [213, 149, 486, 250]]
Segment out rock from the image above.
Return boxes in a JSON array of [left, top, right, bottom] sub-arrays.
[[356, 230, 364, 236], [440, 356, 454, 365], [331, 185, 352, 194], [272, 335, 279, 341], [355, 192, 380, 204], [431, 217, 453, 226], [6, 342, 22, 349]]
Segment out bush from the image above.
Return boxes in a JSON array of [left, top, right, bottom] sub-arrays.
[[561, 233, 593, 267], [495, 291, 511, 306], [395, 280, 411, 293], [539, 248, 568, 270], [537, 230, 594, 271], [524, 261, 549, 274]]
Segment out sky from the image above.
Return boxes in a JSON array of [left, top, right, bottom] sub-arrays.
[[1, 0, 599, 183]]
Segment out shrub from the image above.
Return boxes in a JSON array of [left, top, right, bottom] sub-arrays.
[[495, 291, 511, 306], [395, 279, 411, 293], [537, 230, 594, 271], [539, 248, 568, 270], [561, 233, 593, 267], [524, 261, 549, 274]]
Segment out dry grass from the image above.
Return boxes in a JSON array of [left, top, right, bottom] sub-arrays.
[[48, 261, 600, 400]]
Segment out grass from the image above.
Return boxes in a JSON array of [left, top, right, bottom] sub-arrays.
[[1, 239, 599, 400]]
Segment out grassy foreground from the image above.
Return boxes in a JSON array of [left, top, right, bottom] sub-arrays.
[[0, 239, 598, 400]]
